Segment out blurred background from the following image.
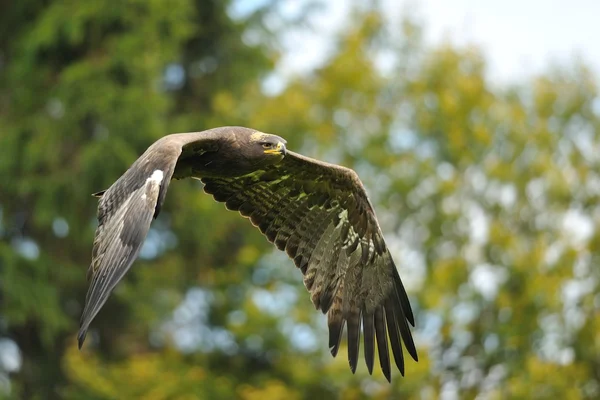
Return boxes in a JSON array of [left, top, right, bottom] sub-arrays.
[[1, 0, 599, 398]]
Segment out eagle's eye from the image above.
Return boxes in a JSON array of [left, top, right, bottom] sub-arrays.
[[262, 143, 274, 149]]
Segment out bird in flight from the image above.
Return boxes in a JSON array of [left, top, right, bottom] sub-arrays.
[[79, 126, 418, 381]]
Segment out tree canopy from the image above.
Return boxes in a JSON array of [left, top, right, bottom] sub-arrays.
[[1, 1, 599, 399]]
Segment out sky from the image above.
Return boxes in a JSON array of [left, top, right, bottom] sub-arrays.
[[401, 0, 600, 82], [242, 0, 600, 85]]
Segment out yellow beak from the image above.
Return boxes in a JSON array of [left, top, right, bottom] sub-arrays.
[[264, 141, 286, 155]]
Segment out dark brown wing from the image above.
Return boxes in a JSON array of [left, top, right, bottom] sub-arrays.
[[78, 168, 175, 348], [201, 151, 417, 381], [78, 133, 219, 348]]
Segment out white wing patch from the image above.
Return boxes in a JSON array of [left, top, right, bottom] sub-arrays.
[[142, 169, 163, 201], [147, 169, 164, 184]]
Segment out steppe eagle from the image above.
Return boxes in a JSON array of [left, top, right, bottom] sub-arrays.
[[78, 126, 418, 381]]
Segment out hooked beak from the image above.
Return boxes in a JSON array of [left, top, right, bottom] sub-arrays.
[[264, 141, 286, 156]]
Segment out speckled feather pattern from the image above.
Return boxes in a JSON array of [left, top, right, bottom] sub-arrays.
[[201, 151, 418, 381]]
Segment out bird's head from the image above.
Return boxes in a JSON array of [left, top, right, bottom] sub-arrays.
[[246, 130, 287, 161], [187, 127, 287, 178], [224, 128, 287, 171]]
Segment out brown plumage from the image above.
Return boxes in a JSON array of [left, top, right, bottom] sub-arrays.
[[79, 126, 418, 382]]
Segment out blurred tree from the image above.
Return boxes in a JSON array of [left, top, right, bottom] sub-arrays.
[[0, 0, 276, 398], [1, 1, 599, 400]]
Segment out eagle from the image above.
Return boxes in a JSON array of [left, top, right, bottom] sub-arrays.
[[78, 126, 418, 382]]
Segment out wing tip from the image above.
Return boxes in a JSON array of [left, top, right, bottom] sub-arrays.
[[77, 328, 87, 350], [349, 360, 358, 374], [393, 269, 416, 327], [329, 344, 339, 357], [328, 316, 345, 358], [363, 312, 375, 375], [383, 370, 392, 383], [408, 343, 419, 362], [346, 312, 361, 376]]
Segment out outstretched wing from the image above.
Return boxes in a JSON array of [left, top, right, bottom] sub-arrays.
[[78, 135, 212, 348], [201, 151, 417, 381], [78, 168, 173, 348]]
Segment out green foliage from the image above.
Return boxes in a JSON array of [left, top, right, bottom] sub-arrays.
[[1, 1, 599, 399]]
